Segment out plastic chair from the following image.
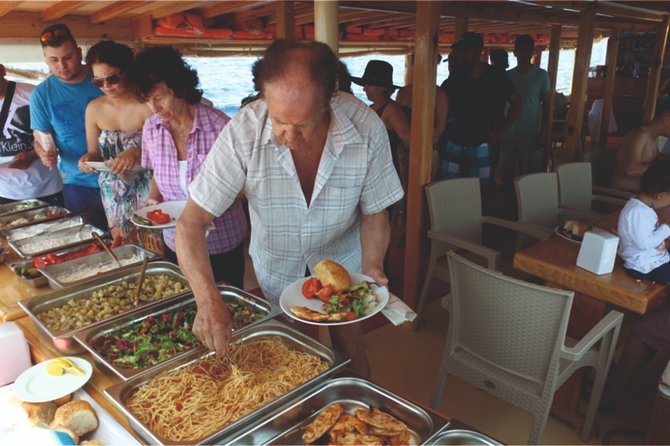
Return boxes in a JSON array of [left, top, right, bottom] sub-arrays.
[[431, 252, 623, 444], [583, 149, 635, 201], [515, 172, 597, 232], [412, 178, 551, 331], [556, 162, 628, 213]]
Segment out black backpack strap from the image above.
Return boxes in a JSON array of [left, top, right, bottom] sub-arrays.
[[0, 81, 16, 132]]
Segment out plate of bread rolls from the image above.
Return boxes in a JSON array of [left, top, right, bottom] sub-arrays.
[[555, 220, 595, 244]]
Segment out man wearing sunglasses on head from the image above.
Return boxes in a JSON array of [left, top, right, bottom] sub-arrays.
[[29, 23, 107, 230]]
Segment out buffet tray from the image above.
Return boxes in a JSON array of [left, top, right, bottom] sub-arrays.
[[0, 205, 69, 233], [225, 376, 447, 445], [74, 285, 280, 381], [40, 244, 158, 289], [424, 427, 501, 445], [9, 224, 104, 258], [4, 215, 83, 242], [104, 321, 349, 445], [18, 261, 189, 354], [0, 198, 48, 218], [8, 258, 49, 288]]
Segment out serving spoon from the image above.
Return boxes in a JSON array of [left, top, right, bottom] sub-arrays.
[[91, 231, 121, 268]]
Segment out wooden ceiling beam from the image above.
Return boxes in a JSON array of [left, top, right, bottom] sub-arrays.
[[231, 2, 276, 22], [148, 1, 213, 19], [40, 1, 90, 22], [0, 0, 23, 19], [89, 1, 147, 24], [199, 1, 272, 19], [526, 0, 666, 22]]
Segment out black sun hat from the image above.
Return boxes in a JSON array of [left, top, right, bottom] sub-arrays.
[[351, 60, 400, 89]]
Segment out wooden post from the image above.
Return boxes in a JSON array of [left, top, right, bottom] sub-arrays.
[[276, 1, 294, 41], [643, 15, 670, 123], [564, 4, 596, 161], [402, 1, 440, 308], [314, 0, 339, 54], [600, 30, 621, 150], [404, 53, 413, 86], [544, 25, 562, 170]]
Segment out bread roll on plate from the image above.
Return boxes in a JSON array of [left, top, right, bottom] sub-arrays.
[[314, 259, 351, 291], [50, 400, 98, 437], [21, 401, 56, 428]]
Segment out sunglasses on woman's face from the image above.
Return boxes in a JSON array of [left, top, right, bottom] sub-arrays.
[[92, 73, 122, 88]]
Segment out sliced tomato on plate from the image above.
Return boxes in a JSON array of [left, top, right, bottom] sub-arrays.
[[301, 277, 322, 298], [315, 284, 334, 303]]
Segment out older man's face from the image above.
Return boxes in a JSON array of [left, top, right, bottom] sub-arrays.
[[43, 40, 82, 82], [264, 75, 329, 152]]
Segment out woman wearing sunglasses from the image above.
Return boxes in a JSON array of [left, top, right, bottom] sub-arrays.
[[78, 40, 152, 242]]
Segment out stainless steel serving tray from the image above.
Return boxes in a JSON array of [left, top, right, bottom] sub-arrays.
[[0, 199, 48, 218], [425, 427, 501, 445], [74, 285, 280, 381], [18, 261, 189, 354], [9, 258, 49, 288], [4, 216, 83, 242], [0, 205, 69, 233], [225, 376, 447, 445], [104, 321, 349, 445], [9, 224, 104, 258], [40, 244, 158, 289]]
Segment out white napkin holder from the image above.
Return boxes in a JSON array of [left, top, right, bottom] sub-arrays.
[[0, 322, 32, 386], [576, 228, 619, 275]]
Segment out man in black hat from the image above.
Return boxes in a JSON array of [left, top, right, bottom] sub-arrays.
[[439, 32, 522, 184]]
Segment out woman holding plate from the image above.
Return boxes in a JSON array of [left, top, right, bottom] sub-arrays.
[[133, 46, 247, 288], [78, 40, 152, 242]]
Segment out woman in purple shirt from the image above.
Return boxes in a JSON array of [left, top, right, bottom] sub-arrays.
[[133, 47, 247, 288]]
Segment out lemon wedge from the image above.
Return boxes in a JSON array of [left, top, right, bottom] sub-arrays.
[[52, 357, 75, 368], [46, 358, 85, 376], [64, 365, 85, 376], [46, 361, 65, 376]]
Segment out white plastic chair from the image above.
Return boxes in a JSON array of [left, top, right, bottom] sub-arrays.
[[412, 178, 551, 330], [431, 252, 623, 445], [515, 172, 597, 232], [556, 162, 628, 213]]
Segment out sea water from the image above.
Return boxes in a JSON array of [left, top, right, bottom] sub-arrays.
[[6, 39, 607, 117]]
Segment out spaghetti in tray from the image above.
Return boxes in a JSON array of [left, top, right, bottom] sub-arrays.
[[125, 336, 329, 442]]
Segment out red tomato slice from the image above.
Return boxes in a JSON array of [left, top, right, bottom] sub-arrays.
[[301, 277, 322, 298], [315, 284, 334, 303], [344, 312, 357, 321]]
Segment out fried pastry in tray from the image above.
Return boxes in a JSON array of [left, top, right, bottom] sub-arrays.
[[302, 403, 416, 445]]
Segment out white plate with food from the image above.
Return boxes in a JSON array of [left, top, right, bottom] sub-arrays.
[[85, 161, 144, 173], [554, 220, 594, 244], [13, 357, 93, 403], [131, 200, 186, 230], [280, 260, 389, 326]]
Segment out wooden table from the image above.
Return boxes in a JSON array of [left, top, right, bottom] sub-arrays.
[[513, 236, 667, 315], [513, 211, 668, 434], [13, 316, 144, 443]]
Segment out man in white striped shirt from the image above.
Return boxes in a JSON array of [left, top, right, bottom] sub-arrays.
[[176, 40, 403, 376]]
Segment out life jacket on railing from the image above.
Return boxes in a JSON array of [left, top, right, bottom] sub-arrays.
[[154, 12, 234, 39]]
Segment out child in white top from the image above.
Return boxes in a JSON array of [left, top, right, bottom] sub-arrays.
[[617, 158, 670, 283]]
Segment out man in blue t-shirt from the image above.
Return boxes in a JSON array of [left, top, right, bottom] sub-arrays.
[[440, 32, 522, 184], [30, 23, 107, 230], [499, 34, 552, 188]]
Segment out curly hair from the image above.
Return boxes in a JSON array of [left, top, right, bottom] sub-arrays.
[[85, 40, 134, 76], [132, 46, 203, 104], [252, 39, 338, 107]]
